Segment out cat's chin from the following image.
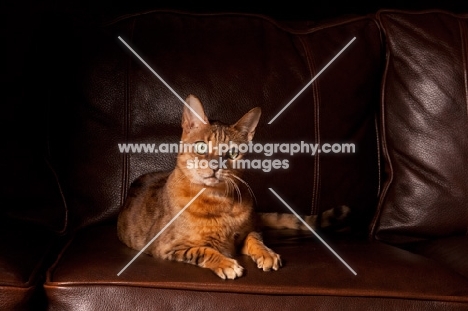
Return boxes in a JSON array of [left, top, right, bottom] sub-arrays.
[[202, 177, 221, 187]]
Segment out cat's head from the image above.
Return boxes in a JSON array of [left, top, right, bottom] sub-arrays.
[[177, 95, 261, 188]]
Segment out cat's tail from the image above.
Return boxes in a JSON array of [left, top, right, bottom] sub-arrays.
[[258, 205, 351, 231]]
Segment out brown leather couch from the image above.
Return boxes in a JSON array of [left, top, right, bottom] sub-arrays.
[[2, 8, 468, 310]]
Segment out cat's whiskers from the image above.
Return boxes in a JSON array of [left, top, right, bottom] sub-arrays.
[[218, 174, 242, 204], [223, 176, 232, 198], [229, 177, 242, 204], [229, 174, 257, 207], [223, 176, 234, 201]]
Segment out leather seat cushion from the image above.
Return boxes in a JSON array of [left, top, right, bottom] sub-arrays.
[[44, 224, 468, 309]]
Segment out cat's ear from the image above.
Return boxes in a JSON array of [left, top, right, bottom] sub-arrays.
[[233, 107, 261, 141], [182, 95, 209, 132]]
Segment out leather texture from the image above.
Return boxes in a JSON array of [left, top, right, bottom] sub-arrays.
[[36, 11, 382, 230], [0, 219, 58, 311], [404, 235, 468, 279], [372, 10, 468, 244], [3, 8, 468, 310], [44, 224, 468, 309], [45, 287, 468, 311]]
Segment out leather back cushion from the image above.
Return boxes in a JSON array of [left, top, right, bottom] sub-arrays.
[[372, 11, 468, 243], [44, 12, 382, 230]]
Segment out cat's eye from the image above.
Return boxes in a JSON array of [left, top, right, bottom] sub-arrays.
[[227, 147, 239, 160], [194, 141, 208, 155]]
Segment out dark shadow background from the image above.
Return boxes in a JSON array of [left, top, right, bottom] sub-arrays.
[[4, 0, 468, 20], [3, 0, 468, 110], [2, 0, 468, 219], [3, 0, 468, 120]]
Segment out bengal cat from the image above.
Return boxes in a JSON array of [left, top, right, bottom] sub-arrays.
[[117, 95, 349, 279]]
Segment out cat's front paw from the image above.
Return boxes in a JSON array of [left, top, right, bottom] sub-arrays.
[[250, 248, 282, 271], [212, 258, 244, 280]]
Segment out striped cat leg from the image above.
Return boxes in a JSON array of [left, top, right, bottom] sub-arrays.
[[241, 232, 282, 271], [169, 247, 244, 279]]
